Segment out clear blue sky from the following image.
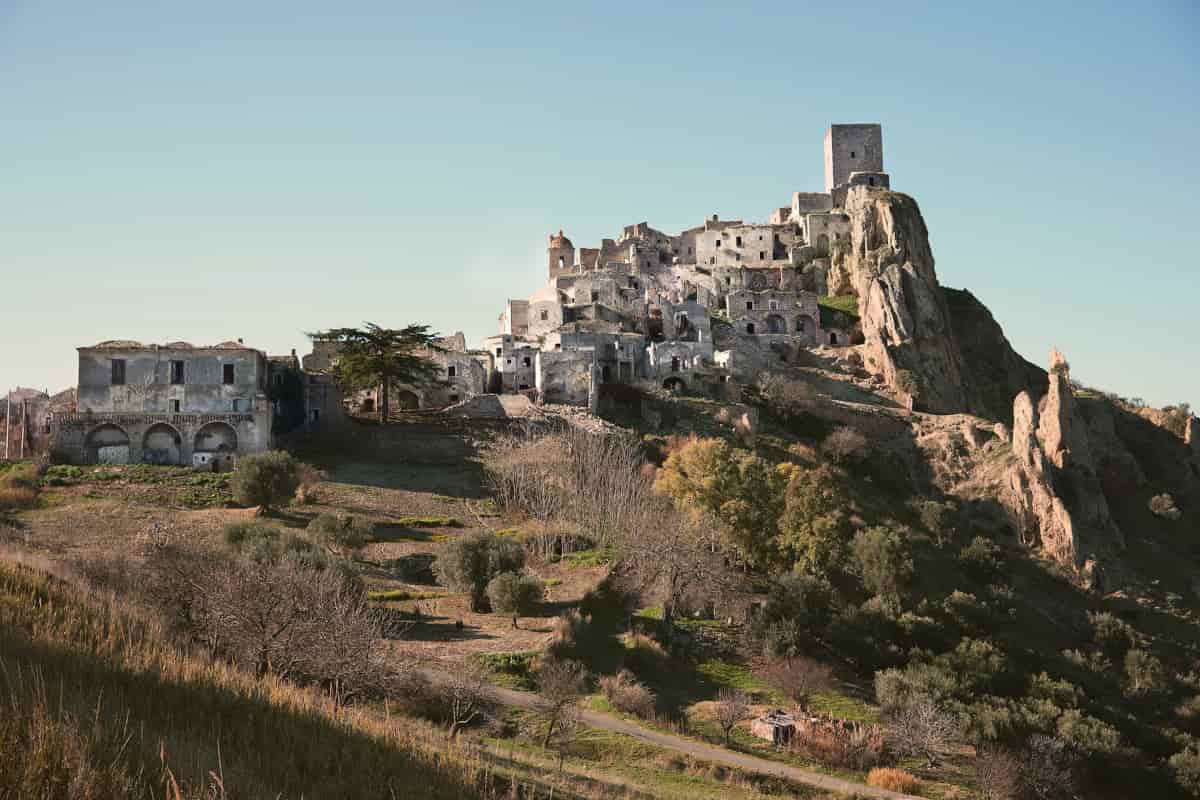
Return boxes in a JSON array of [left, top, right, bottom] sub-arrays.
[[1, 1, 1196, 409]]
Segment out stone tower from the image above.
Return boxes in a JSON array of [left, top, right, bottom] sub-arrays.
[[547, 230, 575, 280], [824, 124, 884, 193]]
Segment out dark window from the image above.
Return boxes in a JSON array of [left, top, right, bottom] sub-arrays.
[[496, 347, 502, 356], [735, 236, 742, 247], [688, 246, 693, 254], [170, 360, 184, 384], [725, 277, 731, 285], [746, 323, 756, 334], [797, 319, 806, 332], [746, 301, 753, 310], [671, 356, 680, 372], [759, 251, 765, 260], [170, 399, 180, 413], [311, 409, 320, 422], [222, 364, 235, 384], [523, 357, 531, 367], [591, 291, 599, 302], [715, 239, 721, 247], [868, 177, 875, 186], [447, 365, 456, 377], [540, 309, 549, 320], [111, 359, 126, 385], [850, 150, 856, 158], [232, 398, 241, 412], [450, 394, 459, 402], [519, 383, 529, 390]]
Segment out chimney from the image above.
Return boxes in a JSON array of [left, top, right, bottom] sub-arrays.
[[237, 337, 244, 344]]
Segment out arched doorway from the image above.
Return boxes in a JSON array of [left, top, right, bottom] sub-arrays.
[[142, 423, 182, 465], [396, 390, 420, 410], [765, 314, 786, 334], [828, 332, 839, 345], [193, 422, 238, 472], [85, 424, 130, 465], [663, 377, 686, 395]]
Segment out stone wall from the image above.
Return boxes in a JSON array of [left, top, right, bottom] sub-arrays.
[[52, 411, 269, 469], [536, 350, 593, 405]]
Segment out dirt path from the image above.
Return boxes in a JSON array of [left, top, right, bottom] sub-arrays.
[[431, 671, 924, 800]]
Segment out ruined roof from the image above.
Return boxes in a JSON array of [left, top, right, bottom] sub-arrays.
[[91, 339, 145, 349], [548, 229, 573, 249], [212, 340, 251, 349], [163, 341, 195, 349], [83, 340, 256, 352]]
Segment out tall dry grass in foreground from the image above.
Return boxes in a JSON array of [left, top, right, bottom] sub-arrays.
[[0, 561, 491, 799]]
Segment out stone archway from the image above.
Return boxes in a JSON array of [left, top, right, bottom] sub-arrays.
[[828, 332, 839, 345], [194, 422, 238, 453], [85, 424, 130, 465], [396, 390, 420, 410], [663, 377, 687, 395], [765, 314, 787, 334], [142, 423, 182, 465]]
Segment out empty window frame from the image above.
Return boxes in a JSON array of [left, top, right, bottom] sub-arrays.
[[222, 364, 235, 384], [746, 301, 753, 310], [735, 236, 742, 247], [170, 360, 185, 384], [447, 365, 456, 377], [231, 398, 241, 412], [110, 359, 126, 385], [170, 399, 180, 413]]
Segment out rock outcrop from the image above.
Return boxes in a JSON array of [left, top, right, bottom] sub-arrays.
[[1002, 350, 1123, 571], [830, 187, 1041, 420]]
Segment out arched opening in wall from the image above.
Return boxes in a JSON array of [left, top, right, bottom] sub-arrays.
[[670, 356, 681, 373], [746, 323, 756, 334], [601, 365, 612, 383], [142, 423, 182, 465], [396, 391, 420, 410], [816, 233, 830, 256], [362, 398, 375, 413], [828, 332, 839, 345], [194, 422, 238, 454], [663, 377, 686, 395], [766, 314, 786, 334], [84, 424, 130, 465], [796, 315, 815, 335]]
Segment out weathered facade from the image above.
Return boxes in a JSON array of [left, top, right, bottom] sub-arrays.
[[56, 340, 274, 468]]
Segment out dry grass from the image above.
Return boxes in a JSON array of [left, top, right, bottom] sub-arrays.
[[866, 767, 919, 793]]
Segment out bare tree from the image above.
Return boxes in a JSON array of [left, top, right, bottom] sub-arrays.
[[821, 425, 869, 464], [758, 374, 816, 416], [714, 688, 750, 745], [615, 498, 735, 634], [561, 427, 654, 548], [888, 698, 960, 767], [1021, 735, 1079, 800], [484, 424, 567, 526], [533, 658, 589, 749], [442, 664, 491, 740], [760, 655, 834, 712], [548, 704, 582, 774], [975, 744, 1023, 800]]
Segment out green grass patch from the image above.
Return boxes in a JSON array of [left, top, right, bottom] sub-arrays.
[[818, 294, 860, 330], [561, 547, 614, 569], [368, 589, 445, 602], [472, 651, 539, 691], [694, 660, 767, 693], [394, 516, 462, 528]]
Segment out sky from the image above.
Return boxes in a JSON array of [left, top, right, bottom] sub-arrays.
[[1, 1, 1197, 408]]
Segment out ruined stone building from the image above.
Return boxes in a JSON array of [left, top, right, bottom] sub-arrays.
[[52, 340, 275, 469], [482, 123, 885, 406]]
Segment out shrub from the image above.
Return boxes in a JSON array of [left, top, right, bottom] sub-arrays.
[[307, 512, 373, 556], [1148, 493, 1182, 520], [434, 531, 524, 612], [851, 526, 913, 601], [975, 744, 1023, 800], [1169, 740, 1200, 795], [1163, 403, 1192, 438], [1089, 611, 1135, 658], [959, 536, 1003, 580], [894, 369, 920, 397], [599, 670, 656, 718], [867, 767, 919, 793], [0, 464, 40, 511], [759, 656, 834, 711], [485, 571, 544, 616], [792, 723, 886, 770], [230, 451, 300, 513], [294, 462, 326, 503], [224, 520, 279, 547], [1124, 648, 1166, 694], [918, 499, 958, 546]]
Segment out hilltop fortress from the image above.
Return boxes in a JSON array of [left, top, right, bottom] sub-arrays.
[[479, 123, 888, 408]]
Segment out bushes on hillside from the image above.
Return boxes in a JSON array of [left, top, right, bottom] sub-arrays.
[[486, 571, 544, 616], [307, 512, 373, 557], [0, 463, 40, 512], [959, 536, 1003, 580], [599, 669, 656, 719], [231, 451, 300, 513], [851, 526, 913, 603], [866, 767, 919, 793], [434, 531, 524, 612]]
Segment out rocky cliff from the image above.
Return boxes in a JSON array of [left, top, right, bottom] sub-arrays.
[[1002, 349, 1124, 572], [829, 187, 1042, 422]]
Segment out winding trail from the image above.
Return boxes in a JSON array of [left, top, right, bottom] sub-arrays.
[[427, 670, 924, 800]]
